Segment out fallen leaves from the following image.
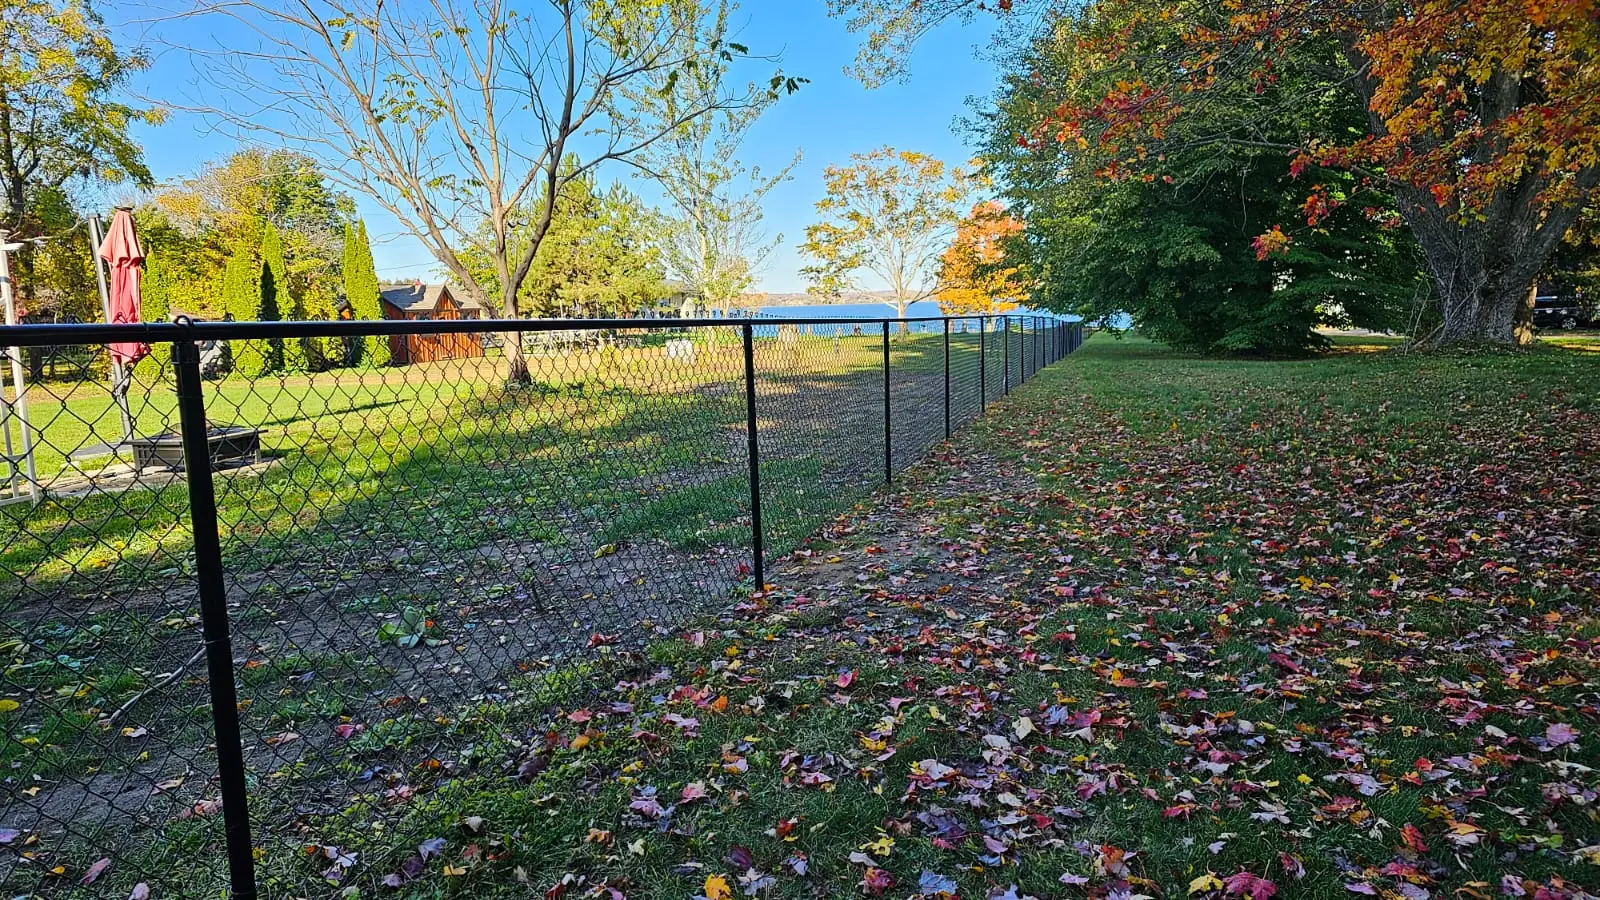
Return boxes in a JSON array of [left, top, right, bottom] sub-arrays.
[[186, 343, 1600, 897]]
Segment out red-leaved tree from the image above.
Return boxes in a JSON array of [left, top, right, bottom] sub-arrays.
[[833, 0, 1600, 345]]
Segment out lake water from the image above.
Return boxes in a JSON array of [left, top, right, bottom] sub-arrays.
[[735, 300, 1074, 337], [755, 300, 1060, 320]]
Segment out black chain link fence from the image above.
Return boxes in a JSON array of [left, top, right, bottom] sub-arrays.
[[0, 313, 1083, 897]]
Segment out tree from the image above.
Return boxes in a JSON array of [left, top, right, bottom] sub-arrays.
[[342, 220, 388, 366], [969, 5, 1419, 355], [144, 149, 356, 336], [800, 147, 974, 326], [139, 251, 172, 373], [460, 174, 669, 319], [624, 9, 801, 319], [935, 201, 1028, 316], [189, 0, 788, 383], [260, 221, 299, 370], [222, 243, 269, 376], [0, 0, 158, 315], [830, 0, 1600, 346], [825, 0, 995, 88]]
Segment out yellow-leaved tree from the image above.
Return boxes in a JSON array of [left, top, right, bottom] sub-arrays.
[[800, 147, 974, 328]]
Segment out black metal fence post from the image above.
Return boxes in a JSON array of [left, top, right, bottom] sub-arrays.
[[942, 318, 951, 439], [172, 332, 259, 900], [741, 323, 764, 589], [1002, 316, 1010, 396], [979, 316, 987, 411], [882, 322, 891, 483]]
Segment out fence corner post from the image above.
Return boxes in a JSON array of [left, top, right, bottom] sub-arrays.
[[741, 323, 763, 590], [172, 332, 258, 900]]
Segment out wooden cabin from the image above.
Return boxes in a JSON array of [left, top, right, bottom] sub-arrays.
[[379, 282, 485, 364]]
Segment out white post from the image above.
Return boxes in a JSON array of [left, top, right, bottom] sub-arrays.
[[0, 314, 15, 499], [0, 236, 41, 504]]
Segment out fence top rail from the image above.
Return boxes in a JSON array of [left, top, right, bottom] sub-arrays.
[[0, 313, 1078, 348]]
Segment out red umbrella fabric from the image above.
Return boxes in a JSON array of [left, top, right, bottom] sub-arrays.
[[99, 208, 149, 366]]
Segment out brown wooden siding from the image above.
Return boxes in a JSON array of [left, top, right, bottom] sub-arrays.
[[383, 296, 483, 364]]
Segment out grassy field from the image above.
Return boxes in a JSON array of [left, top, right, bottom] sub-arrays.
[[0, 323, 1058, 898], [229, 333, 1600, 899]]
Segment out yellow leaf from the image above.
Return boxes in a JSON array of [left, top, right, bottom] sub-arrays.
[[704, 874, 732, 900], [859, 834, 895, 856], [1189, 872, 1224, 894], [0, 699, 19, 713]]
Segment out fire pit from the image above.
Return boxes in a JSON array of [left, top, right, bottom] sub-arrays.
[[129, 426, 263, 472]]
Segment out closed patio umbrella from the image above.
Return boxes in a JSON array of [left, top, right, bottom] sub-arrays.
[[99, 208, 149, 366]]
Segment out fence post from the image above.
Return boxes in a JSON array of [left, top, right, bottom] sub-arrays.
[[979, 316, 987, 412], [1002, 316, 1009, 396], [882, 322, 891, 483], [172, 331, 258, 900], [741, 323, 764, 589], [942, 318, 951, 440]]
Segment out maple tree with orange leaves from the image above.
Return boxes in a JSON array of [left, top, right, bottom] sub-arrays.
[[935, 201, 1030, 315]]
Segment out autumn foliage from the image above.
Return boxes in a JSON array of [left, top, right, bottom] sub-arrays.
[[1038, 0, 1600, 344], [935, 201, 1029, 315]]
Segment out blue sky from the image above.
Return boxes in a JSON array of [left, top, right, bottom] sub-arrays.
[[112, 3, 999, 294]]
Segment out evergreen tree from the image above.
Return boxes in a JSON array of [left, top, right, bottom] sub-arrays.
[[342, 220, 389, 366], [139, 253, 172, 374], [221, 243, 270, 376], [261, 222, 300, 370]]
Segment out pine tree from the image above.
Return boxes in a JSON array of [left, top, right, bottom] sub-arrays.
[[222, 244, 270, 376], [342, 220, 389, 366], [261, 222, 301, 371]]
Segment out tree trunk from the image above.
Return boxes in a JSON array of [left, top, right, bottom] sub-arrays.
[[1402, 184, 1570, 348], [1431, 267, 1532, 345], [502, 330, 532, 385], [1512, 281, 1538, 345], [492, 287, 533, 386]]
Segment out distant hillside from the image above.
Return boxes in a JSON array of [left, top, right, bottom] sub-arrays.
[[744, 290, 905, 307]]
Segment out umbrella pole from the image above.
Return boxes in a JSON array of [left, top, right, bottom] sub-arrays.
[[89, 214, 136, 449], [0, 237, 41, 505]]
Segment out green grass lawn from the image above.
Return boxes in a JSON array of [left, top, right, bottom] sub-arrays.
[[227, 334, 1599, 899]]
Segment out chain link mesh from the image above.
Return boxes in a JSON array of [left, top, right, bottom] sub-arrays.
[[0, 316, 1082, 897]]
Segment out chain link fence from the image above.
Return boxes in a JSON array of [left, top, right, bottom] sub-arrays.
[[0, 313, 1082, 897]]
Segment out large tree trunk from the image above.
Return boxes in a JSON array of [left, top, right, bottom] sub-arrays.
[[1400, 179, 1588, 348], [1430, 263, 1535, 346]]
